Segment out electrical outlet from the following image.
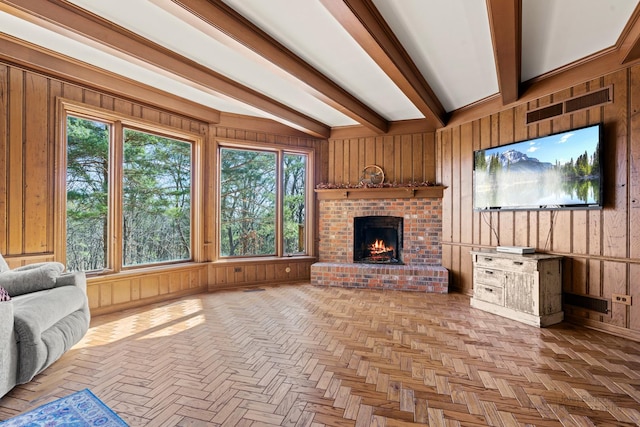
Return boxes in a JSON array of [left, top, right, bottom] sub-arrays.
[[612, 294, 632, 305]]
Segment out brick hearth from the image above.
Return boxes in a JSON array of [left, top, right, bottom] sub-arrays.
[[311, 189, 448, 293], [312, 263, 448, 292]]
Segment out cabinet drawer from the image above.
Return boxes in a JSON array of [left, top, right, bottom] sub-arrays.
[[474, 255, 537, 272], [474, 283, 504, 305], [473, 268, 503, 287]]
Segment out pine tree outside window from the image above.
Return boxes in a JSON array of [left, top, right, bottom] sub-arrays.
[[65, 113, 196, 273], [218, 145, 311, 259], [66, 116, 110, 272], [122, 129, 191, 266], [283, 153, 307, 255]]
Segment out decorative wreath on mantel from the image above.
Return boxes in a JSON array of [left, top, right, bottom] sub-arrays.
[[360, 165, 385, 186]]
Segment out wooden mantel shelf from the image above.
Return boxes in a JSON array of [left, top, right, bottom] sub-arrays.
[[314, 186, 446, 200]]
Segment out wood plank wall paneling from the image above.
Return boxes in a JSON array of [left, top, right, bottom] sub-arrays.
[[207, 258, 314, 292], [438, 65, 640, 338], [631, 67, 640, 332], [87, 264, 210, 316], [0, 66, 8, 255], [7, 67, 23, 255], [24, 73, 50, 253], [0, 61, 324, 315], [326, 131, 436, 186]]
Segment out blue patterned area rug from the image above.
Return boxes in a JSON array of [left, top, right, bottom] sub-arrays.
[[1, 389, 128, 426]]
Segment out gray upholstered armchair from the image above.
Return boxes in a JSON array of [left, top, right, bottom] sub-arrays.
[[0, 254, 90, 398]]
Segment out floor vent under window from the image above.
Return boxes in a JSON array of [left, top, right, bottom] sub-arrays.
[[526, 85, 613, 125], [564, 293, 609, 314]]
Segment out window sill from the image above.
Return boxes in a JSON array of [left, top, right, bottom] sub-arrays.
[[85, 261, 204, 281], [85, 256, 317, 281]]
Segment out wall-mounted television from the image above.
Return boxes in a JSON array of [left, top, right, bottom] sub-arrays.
[[473, 123, 603, 211]]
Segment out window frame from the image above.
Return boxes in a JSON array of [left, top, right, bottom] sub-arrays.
[[56, 99, 204, 275], [215, 139, 314, 261]]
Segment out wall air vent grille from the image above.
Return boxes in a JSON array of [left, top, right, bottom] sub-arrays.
[[526, 103, 563, 124], [564, 293, 609, 314], [526, 85, 613, 125], [564, 86, 612, 113]]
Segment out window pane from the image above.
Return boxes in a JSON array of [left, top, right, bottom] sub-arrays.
[[220, 148, 276, 256], [283, 153, 307, 254], [66, 116, 109, 272], [123, 129, 191, 266]]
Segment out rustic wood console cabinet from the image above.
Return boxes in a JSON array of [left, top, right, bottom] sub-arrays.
[[470, 250, 563, 327]]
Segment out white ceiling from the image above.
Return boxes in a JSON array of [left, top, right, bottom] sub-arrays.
[[0, 0, 638, 136]]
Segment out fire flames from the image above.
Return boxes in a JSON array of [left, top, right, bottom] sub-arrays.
[[369, 239, 393, 256]]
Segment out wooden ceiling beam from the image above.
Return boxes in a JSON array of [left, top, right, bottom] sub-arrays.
[[486, 0, 521, 105], [320, 0, 447, 128], [163, 0, 389, 134], [0, 35, 222, 124], [618, 4, 640, 64], [1, 0, 330, 138]]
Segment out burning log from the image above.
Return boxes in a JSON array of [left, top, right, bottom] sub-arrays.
[[366, 239, 395, 262]]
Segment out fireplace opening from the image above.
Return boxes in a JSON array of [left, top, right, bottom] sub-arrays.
[[353, 216, 403, 264]]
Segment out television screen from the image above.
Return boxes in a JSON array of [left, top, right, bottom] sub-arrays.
[[473, 124, 603, 211]]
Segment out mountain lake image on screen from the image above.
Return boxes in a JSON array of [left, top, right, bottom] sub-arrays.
[[473, 124, 603, 211]]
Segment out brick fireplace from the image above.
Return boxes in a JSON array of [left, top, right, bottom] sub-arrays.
[[353, 215, 403, 264], [311, 187, 449, 293]]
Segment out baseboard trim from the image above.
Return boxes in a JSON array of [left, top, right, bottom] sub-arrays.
[[565, 314, 640, 342]]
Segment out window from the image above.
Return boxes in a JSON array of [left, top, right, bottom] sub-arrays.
[[66, 117, 110, 271], [283, 153, 307, 255], [64, 110, 197, 273], [122, 129, 191, 266], [219, 148, 276, 257], [218, 145, 310, 258]]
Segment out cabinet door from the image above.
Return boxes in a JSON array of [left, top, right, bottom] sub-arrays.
[[504, 272, 538, 314]]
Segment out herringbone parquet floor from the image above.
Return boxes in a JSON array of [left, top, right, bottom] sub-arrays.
[[1, 284, 640, 426]]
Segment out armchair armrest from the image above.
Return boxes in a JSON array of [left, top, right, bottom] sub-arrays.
[[13, 262, 65, 272], [0, 262, 65, 297], [54, 271, 87, 294]]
